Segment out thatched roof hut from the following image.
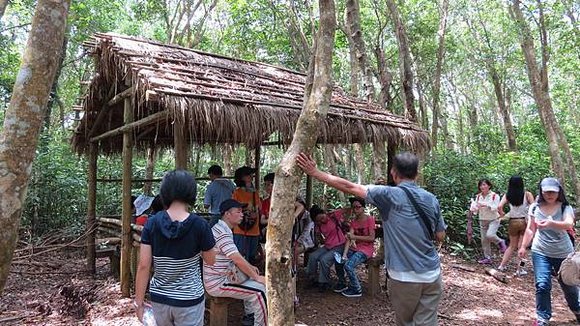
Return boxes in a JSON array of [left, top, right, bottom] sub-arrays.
[[71, 33, 429, 154]]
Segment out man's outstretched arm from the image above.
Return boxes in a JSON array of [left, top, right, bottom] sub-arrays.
[[296, 153, 367, 199]]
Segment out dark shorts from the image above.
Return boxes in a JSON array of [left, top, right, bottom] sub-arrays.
[[508, 218, 526, 237]]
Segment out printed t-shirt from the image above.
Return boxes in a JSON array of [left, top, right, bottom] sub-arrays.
[[350, 216, 376, 258], [232, 188, 261, 236], [317, 213, 346, 249]]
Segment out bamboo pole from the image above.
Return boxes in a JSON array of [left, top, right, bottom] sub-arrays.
[[254, 146, 261, 192], [120, 83, 134, 297], [89, 111, 168, 143], [86, 143, 97, 274], [387, 141, 396, 185]]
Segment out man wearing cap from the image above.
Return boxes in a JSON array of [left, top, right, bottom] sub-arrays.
[[203, 199, 267, 326], [232, 166, 262, 264], [204, 165, 235, 227], [297, 152, 446, 326]]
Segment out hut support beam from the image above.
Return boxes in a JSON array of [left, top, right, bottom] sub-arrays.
[[120, 85, 134, 297], [174, 117, 188, 169], [90, 111, 168, 143], [88, 86, 133, 138], [254, 146, 261, 192], [387, 141, 396, 185], [86, 143, 97, 274]]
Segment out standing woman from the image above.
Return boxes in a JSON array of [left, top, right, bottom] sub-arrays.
[[232, 166, 261, 264], [518, 177, 580, 326], [470, 178, 507, 264], [497, 176, 535, 274]]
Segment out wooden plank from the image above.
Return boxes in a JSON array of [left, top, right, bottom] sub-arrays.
[[120, 83, 134, 297], [90, 111, 169, 143]]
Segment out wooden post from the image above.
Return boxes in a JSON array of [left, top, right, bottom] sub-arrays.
[[120, 87, 134, 297], [86, 143, 97, 274], [254, 146, 261, 191], [174, 117, 188, 170], [305, 175, 313, 208], [386, 142, 396, 185], [143, 144, 156, 195]]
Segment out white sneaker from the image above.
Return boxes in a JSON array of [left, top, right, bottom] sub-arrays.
[[515, 269, 528, 276], [497, 265, 506, 272]]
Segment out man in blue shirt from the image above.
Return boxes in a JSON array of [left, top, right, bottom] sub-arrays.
[[204, 165, 235, 226], [297, 151, 446, 326]]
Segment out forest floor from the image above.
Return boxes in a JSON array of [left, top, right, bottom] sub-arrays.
[[1, 247, 579, 326]]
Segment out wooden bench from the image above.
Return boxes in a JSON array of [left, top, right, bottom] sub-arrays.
[[96, 246, 120, 277], [205, 294, 240, 326]]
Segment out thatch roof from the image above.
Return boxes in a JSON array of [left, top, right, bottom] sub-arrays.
[[71, 33, 429, 155]]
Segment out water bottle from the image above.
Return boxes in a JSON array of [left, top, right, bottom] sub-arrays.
[[142, 306, 157, 326]]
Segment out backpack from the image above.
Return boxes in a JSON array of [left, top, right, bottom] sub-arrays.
[[560, 251, 580, 286]]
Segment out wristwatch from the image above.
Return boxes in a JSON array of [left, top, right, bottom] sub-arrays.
[[133, 300, 143, 309]]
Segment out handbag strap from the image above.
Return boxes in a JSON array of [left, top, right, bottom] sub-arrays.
[[399, 186, 435, 241]]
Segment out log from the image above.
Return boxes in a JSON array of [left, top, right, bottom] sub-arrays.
[[485, 267, 507, 283], [96, 237, 122, 246], [450, 263, 476, 272], [97, 217, 122, 226], [90, 110, 169, 143]]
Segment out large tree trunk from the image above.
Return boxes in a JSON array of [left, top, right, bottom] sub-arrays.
[[374, 46, 393, 109], [0, 0, 70, 294], [417, 80, 428, 130], [0, 0, 8, 19], [265, 1, 336, 325], [488, 70, 517, 151], [430, 0, 448, 150], [386, 0, 416, 122], [511, 0, 580, 201], [345, 0, 375, 102]]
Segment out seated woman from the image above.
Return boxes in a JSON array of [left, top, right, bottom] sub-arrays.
[[306, 205, 346, 292], [136, 195, 163, 226], [334, 197, 376, 298]]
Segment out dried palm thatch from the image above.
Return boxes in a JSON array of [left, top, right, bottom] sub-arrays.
[[71, 32, 429, 155]]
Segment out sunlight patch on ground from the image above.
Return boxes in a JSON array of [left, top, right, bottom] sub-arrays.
[[455, 308, 504, 321]]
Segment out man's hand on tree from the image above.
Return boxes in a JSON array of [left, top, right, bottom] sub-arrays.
[[296, 153, 318, 175]]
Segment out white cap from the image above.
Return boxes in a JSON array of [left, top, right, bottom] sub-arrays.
[[134, 195, 154, 216]]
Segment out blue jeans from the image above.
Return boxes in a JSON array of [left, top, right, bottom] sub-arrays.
[[531, 251, 580, 322], [306, 245, 344, 284], [336, 250, 368, 292], [233, 234, 260, 264]]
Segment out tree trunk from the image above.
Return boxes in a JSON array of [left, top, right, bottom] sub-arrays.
[[372, 141, 386, 180], [417, 79, 428, 130], [385, 0, 417, 121], [44, 35, 68, 131], [374, 46, 393, 109], [431, 0, 449, 150], [511, 0, 580, 201], [345, 0, 375, 102], [0, 0, 8, 19], [0, 0, 70, 294], [488, 65, 517, 151], [266, 1, 336, 324], [143, 145, 156, 195], [324, 145, 346, 202]]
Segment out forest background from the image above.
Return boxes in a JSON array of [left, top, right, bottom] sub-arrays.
[[0, 0, 578, 259]]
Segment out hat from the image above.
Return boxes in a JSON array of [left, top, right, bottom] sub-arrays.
[[134, 195, 155, 216], [220, 199, 247, 214], [235, 166, 257, 178], [540, 177, 561, 193]]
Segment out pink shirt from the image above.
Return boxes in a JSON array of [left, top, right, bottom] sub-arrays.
[[350, 216, 376, 258], [317, 212, 346, 249]]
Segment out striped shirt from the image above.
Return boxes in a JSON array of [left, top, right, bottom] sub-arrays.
[[203, 219, 239, 291], [141, 211, 215, 307]]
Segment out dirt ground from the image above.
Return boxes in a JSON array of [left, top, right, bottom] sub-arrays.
[[1, 248, 579, 326]]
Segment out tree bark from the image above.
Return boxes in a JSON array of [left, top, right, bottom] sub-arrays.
[[511, 0, 580, 201], [345, 0, 375, 102], [143, 144, 156, 195], [488, 69, 517, 151], [0, 0, 70, 294], [374, 46, 393, 109], [430, 0, 449, 150], [266, 1, 336, 324], [0, 0, 8, 19], [385, 0, 417, 121]]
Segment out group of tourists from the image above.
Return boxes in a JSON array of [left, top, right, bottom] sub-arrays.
[[130, 150, 580, 326], [469, 175, 580, 326]]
